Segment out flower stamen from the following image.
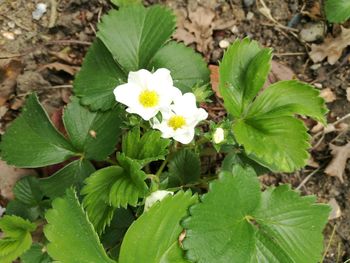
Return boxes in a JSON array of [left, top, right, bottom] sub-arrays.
[[168, 115, 186, 130], [139, 90, 159, 108]]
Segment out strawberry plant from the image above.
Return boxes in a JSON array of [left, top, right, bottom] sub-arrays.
[[0, 3, 330, 263]]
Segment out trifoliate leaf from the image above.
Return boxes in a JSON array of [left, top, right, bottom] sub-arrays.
[[21, 243, 51, 263], [98, 5, 176, 72], [325, 0, 350, 23], [119, 191, 197, 263], [182, 165, 330, 263], [63, 97, 122, 160], [219, 38, 272, 117], [246, 80, 327, 124], [74, 39, 126, 111], [167, 149, 201, 187], [122, 127, 170, 166], [0, 215, 36, 263], [0, 94, 76, 168], [44, 189, 116, 263], [5, 200, 41, 222], [40, 159, 95, 199], [149, 41, 210, 93], [13, 176, 43, 206]]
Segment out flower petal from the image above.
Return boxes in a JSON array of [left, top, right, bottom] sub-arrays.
[[113, 83, 140, 106], [173, 128, 195, 144], [128, 69, 152, 88]]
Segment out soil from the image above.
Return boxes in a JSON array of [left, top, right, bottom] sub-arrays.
[[0, 0, 349, 262]]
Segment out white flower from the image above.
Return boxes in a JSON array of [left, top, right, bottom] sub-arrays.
[[213, 127, 225, 144], [113, 68, 181, 121], [152, 93, 208, 144], [144, 190, 173, 212]]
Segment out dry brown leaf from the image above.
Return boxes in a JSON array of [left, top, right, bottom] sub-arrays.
[[0, 160, 36, 200], [325, 142, 350, 182], [0, 59, 23, 101], [328, 198, 341, 220], [264, 60, 295, 87], [309, 26, 350, 65], [38, 62, 80, 76], [346, 87, 350, 102], [320, 87, 336, 103], [173, 8, 197, 46], [209, 64, 220, 98]]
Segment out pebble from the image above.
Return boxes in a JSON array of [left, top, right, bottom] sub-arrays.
[[310, 63, 321, 70], [32, 3, 47, 20], [246, 11, 254, 20], [2, 31, 15, 40], [219, 39, 230, 49], [7, 21, 15, 29], [231, 25, 239, 34], [243, 0, 255, 7], [299, 22, 325, 42]]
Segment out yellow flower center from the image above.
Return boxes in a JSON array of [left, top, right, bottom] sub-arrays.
[[139, 90, 159, 108], [168, 115, 186, 130]]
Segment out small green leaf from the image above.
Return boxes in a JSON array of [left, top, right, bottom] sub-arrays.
[[44, 189, 116, 263], [74, 39, 126, 111], [13, 176, 43, 206], [247, 80, 327, 124], [111, 0, 142, 7], [119, 191, 197, 263], [40, 159, 95, 199], [0, 215, 36, 263], [182, 165, 330, 263], [325, 0, 350, 23], [5, 200, 41, 222], [63, 97, 123, 160], [98, 5, 176, 72], [149, 41, 210, 93], [122, 127, 170, 166], [0, 94, 76, 168], [219, 38, 272, 117], [21, 243, 51, 263], [167, 149, 201, 187]]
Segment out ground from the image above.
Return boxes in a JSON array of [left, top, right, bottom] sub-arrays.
[[0, 0, 349, 262]]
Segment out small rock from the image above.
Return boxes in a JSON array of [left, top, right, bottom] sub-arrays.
[[1, 32, 15, 40], [231, 25, 239, 34], [32, 3, 47, 20], [299, 22, 325, 42], [328, 198, 341, 220], [243, 0, 255, 7], [320, 88, 336, 103], [310, 63, 321, 70], [219, 39, 230, 49], [246, 11, 254, 20], [7, 21, 15, 29], [314, 83, 322, 89]]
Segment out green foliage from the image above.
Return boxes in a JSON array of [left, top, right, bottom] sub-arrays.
[[167, 149, 201, 187], [149, 42, 210, 94], [0, 94, 76, 168], [325, 0, 350, 23], [74, 39, 126, 111], [119, 191, 196, 262], [63, 97, 122, 160], [122, 126, 170, 166], [21, 243, 51, 263], [40, 159, 95, 198], [5, 200, 42, 222], [0, 215, 36, 263], [13, 176, 43, 206], [182, 165, 330, 263], [82, 155, 148, 234], [219, 39, 327, 172], [44, 189, 116, 263], [111, 0, 142, 7]]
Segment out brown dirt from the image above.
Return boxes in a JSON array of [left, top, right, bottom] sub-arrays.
[[0, 0, 349, 262]]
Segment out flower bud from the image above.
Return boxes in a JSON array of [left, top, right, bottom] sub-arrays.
[[213, 127, 225, 144]]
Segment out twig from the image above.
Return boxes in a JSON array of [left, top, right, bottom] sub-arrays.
[[50, 85, 73, 89], [274, 52, 306, 57], [296, 167, 321, 190], [321, 225, 337, 263], [48, 0, 58, 28]]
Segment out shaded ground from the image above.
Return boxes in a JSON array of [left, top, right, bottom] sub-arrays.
[[0, 0, 349, 262]]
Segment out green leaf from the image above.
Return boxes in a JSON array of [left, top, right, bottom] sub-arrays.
[[97, 5, 176, 72], [21, 243, 51, 263], [246, 80, 327, 124], [122, 127, 170, 166], [111, 0, 142, 7], [119, 191, 197, 263], [233, 116, 310, 172], [74, 39, 126, 111], [13, 176, 43, 206], [325, 0, 350, 23], [219, 38, 272, 117], [0, 94, 76, 168], [40, 159, 95, 199], [182, 165, 330, 263], [44, 189, 116, 263], [63, 97, 122, 160], [5, 200, 41, 221], [149, 41, 210, 93], [167, 149, 201, 187], [0, 215, 36, 263]]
